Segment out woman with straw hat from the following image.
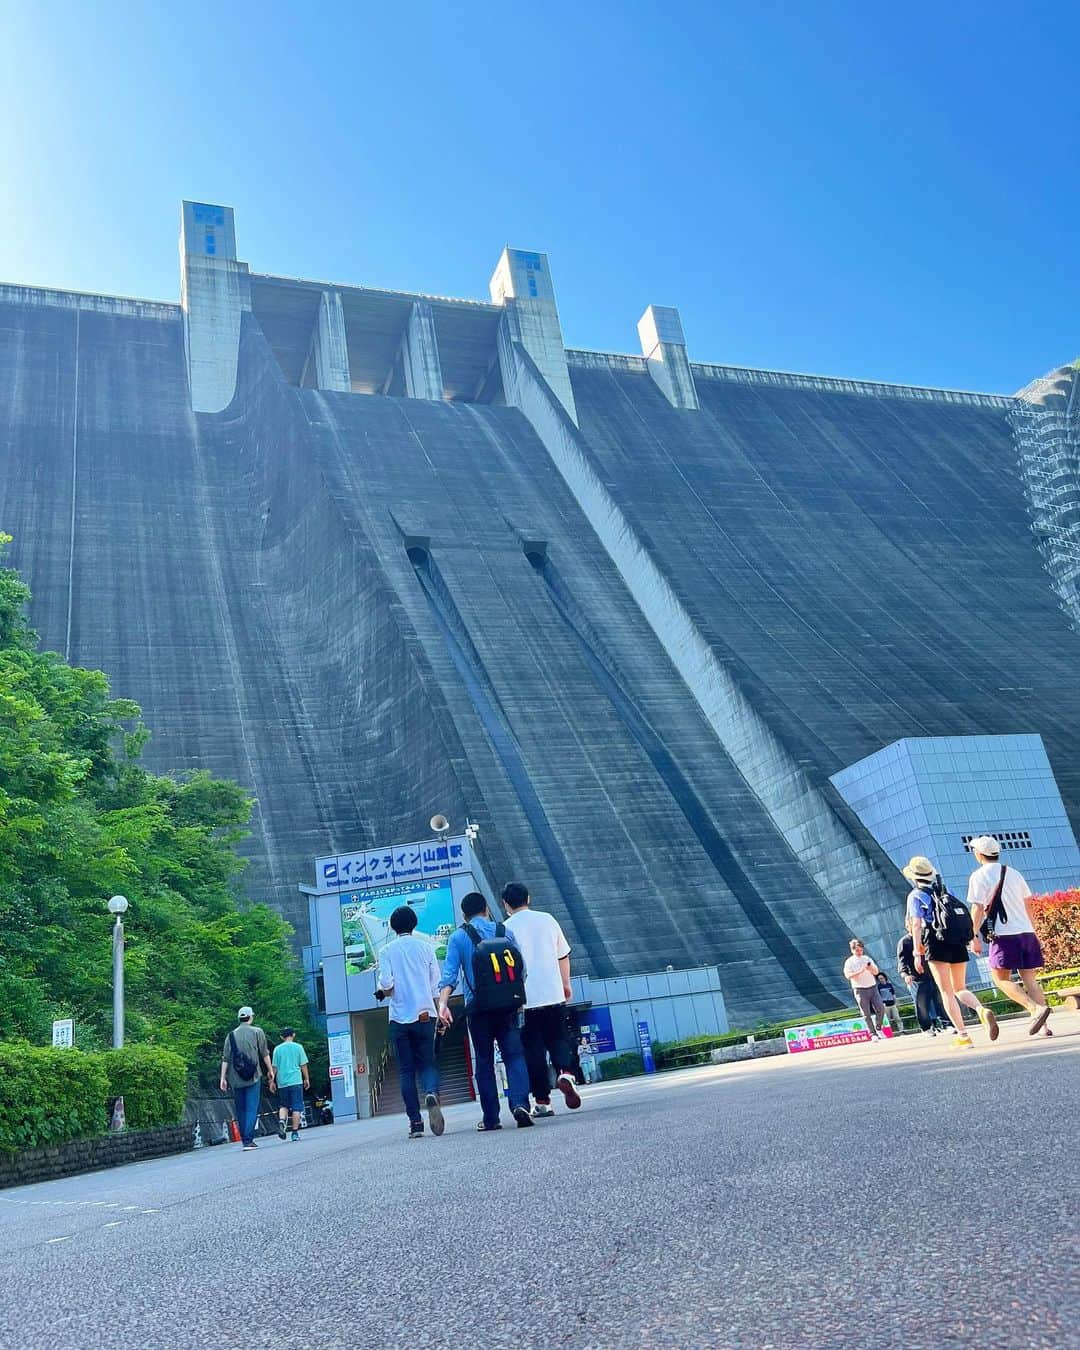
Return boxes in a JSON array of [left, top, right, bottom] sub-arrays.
[[903, 856, 998, 1049]]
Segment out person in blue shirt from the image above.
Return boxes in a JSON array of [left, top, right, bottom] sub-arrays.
[[437, 892, 534, 1132]]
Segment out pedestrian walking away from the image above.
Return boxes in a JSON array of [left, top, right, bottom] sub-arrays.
[[502, 881, 582, 1116], [966, 836, 1052, 1037], [904, 856, 997, 1049], [438, 891, 533, 1131], [272, 1027, 310, 1141], [219, 1006, 274, 1150], [842, 939, 886, 1038], [376, 906, 445, 1139], [875, 970, 904, 1035], [897, 917, 948, 1034]]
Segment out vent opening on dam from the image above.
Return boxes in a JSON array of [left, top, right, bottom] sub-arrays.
[[2, 198, 1079, 1036]]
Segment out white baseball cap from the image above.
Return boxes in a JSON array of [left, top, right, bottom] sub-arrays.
[[969, 835, 1001, 858], [237, 1005, 254, 1020]]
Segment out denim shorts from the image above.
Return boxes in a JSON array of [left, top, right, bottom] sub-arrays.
[[277, 1082, 305, 1112]]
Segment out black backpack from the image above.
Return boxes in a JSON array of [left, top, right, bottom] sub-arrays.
[[464, 923, 527, 1013], [929, 880, 974, 947], [228, 1030, 258, 1081]]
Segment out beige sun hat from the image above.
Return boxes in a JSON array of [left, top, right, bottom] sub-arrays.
[[902, 856, 936, 883]]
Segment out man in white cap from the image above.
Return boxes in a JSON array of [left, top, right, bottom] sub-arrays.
[[967, 835, 1052, 1036], [220, 1007, 273, 1150], [904, 856, 997, 1048]]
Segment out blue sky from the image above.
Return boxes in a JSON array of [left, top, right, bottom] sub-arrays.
[[1, 1, 1076, 392]]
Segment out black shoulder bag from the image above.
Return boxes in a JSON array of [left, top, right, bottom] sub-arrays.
[[978, 865, 1008, 944]]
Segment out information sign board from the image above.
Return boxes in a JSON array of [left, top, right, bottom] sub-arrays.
[[340, 878, 455, 976]]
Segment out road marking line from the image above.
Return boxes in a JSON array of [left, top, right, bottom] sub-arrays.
[[103, 1221, 123, 1228], [141, 1209, 160, 1214], [122, 1206, 139, 1211], [47, 1236, 72, 1244]]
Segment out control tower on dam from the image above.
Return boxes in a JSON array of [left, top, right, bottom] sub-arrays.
[[1, 199, 1078, 1026]]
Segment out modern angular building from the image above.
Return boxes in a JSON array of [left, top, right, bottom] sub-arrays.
[[1, 202, 1078, 1029]]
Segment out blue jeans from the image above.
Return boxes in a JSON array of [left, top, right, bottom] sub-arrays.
[[233, 1082, 260, 1146], [391, 1020, 439, 1125], [467, 1006, 531, 1126]]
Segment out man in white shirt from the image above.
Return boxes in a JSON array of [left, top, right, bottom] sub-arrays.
[[502, 881, 582, 1117], [967, 835, 1052, 1036], [376, 905, 445, 1139], [842, 939, 886, 1039]]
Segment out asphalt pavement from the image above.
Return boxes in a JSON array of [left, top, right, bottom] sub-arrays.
[[1, 1021, 1077, 1349]]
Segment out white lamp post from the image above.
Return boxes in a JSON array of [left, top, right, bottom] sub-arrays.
[[107, 895, 128, 1049]]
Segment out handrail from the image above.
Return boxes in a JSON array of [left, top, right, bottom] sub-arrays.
[[369, 1042, 391, 1115]]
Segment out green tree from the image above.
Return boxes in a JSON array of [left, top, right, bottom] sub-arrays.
[[0, 537, 323, 1088]]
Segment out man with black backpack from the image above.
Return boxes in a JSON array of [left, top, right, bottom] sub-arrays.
[[903, 856, 998, 1049], [437, 892, 534, 1132], [219, 1006, 274, 1151]]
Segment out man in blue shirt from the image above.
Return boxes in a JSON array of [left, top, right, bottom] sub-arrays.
[[437, 892, 533, 1132]]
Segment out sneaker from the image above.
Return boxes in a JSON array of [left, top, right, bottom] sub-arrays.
[[277, 1120, 287, 1141], [1028, 1006, 1051, 1036], [424, 1093, 445, 1137], [512, 1106, 534, 1128], [291, 1131, 300, 1142], [531, 1104, 555, 1119], [951, 1034, 974, 1049], [476, 1120, 502, 1132], [408, 1123, 424, 1140], [242, 1143, 258, 1151], [978, 1006, 1000, 1042], [556, 1073, 582, 1110]]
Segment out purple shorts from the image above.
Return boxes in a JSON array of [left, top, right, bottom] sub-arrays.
[[988, 931, 1044, 971]]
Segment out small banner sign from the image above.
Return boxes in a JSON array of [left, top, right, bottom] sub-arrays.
[[784, 1017, 894, 1053]]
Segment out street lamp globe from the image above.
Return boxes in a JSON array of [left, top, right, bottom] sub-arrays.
[[108, 895, 129, 915]]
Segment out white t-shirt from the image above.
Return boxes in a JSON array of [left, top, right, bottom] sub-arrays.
[[966, 863, 1034, 937], [377, 935, 440, 1024], [504, 908, 571, 1009], [843, 954, 879, 989]]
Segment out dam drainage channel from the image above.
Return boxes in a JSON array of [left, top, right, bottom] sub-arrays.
[[407, 546, 615, 977], [523, 548, 841, 1014]]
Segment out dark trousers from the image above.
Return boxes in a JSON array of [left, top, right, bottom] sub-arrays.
[[467, 1006, 531, 1126], [390, 1019, 439, 1125], [522, 1003, 573, 1103], [913, 978, 947, 1031], [233, 1082, 260, 1146]]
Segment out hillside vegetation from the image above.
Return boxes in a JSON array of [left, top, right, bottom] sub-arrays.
[[0, 538, 319, 1085]]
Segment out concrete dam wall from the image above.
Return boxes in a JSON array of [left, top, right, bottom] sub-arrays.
[[2, 206, 1079, 1026]]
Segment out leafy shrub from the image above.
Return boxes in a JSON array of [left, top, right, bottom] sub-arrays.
[[102, 1045, 188, 1130], [652, 1008, 875, 1067], [599, 1051, 647, 1081], [1028, 890, 1080, 970], [0, 1044, 108, 1154]]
